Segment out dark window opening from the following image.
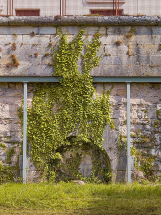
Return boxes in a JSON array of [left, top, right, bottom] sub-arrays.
[[90, 9, 123, 16], [16, 9, 40, 16]]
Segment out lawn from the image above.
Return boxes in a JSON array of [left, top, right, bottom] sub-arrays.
[[0, 182, 161, 214]]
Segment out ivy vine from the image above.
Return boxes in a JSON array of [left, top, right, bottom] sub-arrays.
[[19, 29, 113, 181]]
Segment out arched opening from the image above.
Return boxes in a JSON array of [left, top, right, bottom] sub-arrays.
[[52, 137, 111, 183]]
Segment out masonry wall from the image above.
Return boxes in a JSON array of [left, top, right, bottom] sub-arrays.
[[0, 16, 161, 182]]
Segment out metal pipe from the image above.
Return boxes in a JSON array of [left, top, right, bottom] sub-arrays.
[[116, 0, 118, 16], [12, 0, 13, 15], [113, 0, 114, 16], [62, 0, 66, 16], [7, 0, 8, 15], [7, 0, 11, 15], [60, 0, 61, 15], [23, 82, 27, 184], [127, 82, 131, 183], [0, 76, 161, 83], [118, 0, 119, 16]]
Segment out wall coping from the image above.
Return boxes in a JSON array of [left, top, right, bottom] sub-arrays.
[[0, 16, 161, 27]]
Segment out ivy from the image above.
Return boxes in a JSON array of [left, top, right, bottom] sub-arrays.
[[19, 29, 112, 181]]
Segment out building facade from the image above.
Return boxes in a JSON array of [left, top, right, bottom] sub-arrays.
[[0, 0, 161, 17]]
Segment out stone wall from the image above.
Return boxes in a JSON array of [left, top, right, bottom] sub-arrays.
[[0, 16, 161, 182]]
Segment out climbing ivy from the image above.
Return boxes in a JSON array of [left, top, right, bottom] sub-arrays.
[[19, 29, 112, 181]]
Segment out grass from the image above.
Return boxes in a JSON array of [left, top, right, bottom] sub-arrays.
[[0, 182, 160, 214]]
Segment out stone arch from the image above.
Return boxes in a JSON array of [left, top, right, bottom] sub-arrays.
[[55, 137, 112, 183]]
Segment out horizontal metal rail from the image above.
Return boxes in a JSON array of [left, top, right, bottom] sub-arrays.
[[1, 76, 161, 82]]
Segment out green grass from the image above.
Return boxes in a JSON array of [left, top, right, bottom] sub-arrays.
[[0, 182, 161, 214]]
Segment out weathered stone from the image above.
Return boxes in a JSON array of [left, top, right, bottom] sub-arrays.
[[0, 17, 161, 183], [72, 180, 85, 185]]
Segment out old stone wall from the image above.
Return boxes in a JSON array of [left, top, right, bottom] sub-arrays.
[[0, 16, 161, 182]]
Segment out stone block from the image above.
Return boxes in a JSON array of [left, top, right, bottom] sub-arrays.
[[151, 35, 161, 45], [107, 26, 131, 36], [60, 26, 82, 35], [128, 44, 159, 56], [135, 35, 152, 45], [27, 64, 54, 76], [22, 35, 50, 45], [99, 35, 117, 45], [151, 26, 161, 35], [0, 26, 40, 35], [132, 55, 150, 65], [116, 171, 126, 182], [105, 44, 128, 56], [117, 156, 127, 171], [84, 27, 106, 35], [39, 27, 57, 35], [0, 35, 23, 45], [113, 56, 133, 65], [135, 26, 153, 35], [150, 55, 161, 66]]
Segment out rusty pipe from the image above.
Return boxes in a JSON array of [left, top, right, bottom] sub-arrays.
[[116, 0, 118, 16], [118, 0, 119, 16], [7, 0, 10, 15], [60, 0, 61, 15], [7, 0, 8, 15], [12, 0, 13, 15], [113, 0, 114, 16], [62, 0, 66, 16]]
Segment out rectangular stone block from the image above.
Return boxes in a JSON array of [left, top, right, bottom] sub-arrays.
[[105, 44, 128, 56], [132, 55, 150, 65], [60, 26, 82, 35], [150, 55, 161, 65], [22, 35, 50, 45], [108, 26, 131, 36], [84, 27, 106, 35], [99, 35, 117, 45], [27, 64, 54, 76], [39, 27, 57, 35], [135, 26, 153, 35], [0, 26, 40, 35], [0, 35, 23, 45]]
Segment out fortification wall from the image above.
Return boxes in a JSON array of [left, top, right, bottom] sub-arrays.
[[0, 16, 160, 182]]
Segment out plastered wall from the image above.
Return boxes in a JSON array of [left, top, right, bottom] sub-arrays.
[[0, 0, 161, 16]]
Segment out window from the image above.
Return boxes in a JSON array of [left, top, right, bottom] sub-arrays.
[[15, 9, 40, 16], [90, 9, 123, 16], [87, 0, 125, 3]]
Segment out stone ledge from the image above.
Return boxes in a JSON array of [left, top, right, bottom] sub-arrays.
[[0, 16, 160, 27]]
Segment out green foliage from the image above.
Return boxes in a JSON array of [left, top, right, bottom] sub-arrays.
[[6, 147, 15, 165], [0, 142, 5, 150], [126, 26, 135, 39], [19, 29, 112, 181], [0, 164, 15, 184], [117, 131, 156, 181], [131, 146, 155, 180]]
